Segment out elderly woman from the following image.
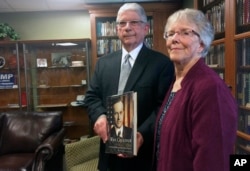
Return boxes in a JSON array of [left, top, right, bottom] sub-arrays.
[[153, 8, 237, 171]]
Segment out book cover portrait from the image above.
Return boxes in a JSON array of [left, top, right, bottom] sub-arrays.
[[106, 91, 137, 156]]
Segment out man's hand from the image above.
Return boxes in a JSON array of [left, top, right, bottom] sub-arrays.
[[94, 115, 108, 143]]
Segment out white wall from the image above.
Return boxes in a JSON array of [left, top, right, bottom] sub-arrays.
[[0, 10, 91, 40], [0, 0, 193, 41]]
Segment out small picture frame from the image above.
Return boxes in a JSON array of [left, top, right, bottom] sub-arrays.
[[51, 52, 71, 67], [37, 58, 47, 67]]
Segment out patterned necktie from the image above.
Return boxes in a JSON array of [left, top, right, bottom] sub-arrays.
[[118, 54, 132, 94]]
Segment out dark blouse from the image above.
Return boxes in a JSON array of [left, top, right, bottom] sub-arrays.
[[155, 92, 176, 161]]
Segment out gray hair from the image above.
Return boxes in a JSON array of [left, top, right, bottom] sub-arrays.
[[116, 3, 147, 23], [165, 8, 214, 57]]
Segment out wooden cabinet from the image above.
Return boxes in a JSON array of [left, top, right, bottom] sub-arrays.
[[23, 39, 91, 140], [194, 0, 250, 154], [0, 39, 92, 141], [86, 2, 182, 71]]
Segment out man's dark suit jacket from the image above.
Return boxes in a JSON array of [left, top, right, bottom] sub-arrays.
[[84, 45, 174, 171], [110, 126, 133, 139]]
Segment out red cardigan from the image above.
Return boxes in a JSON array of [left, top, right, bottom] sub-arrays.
[[154, 59, 237, 171]]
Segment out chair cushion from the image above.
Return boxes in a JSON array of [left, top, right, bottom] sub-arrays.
[[0, 111, 62, 155], [70, 158, 98, 171], [65, 136, 100, 171]]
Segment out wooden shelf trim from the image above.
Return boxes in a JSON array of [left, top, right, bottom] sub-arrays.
[[0, 105, 27, 109], [234, 32, 250, 40], [37, 84, 85, 88], [237, 130, 250, 141], [36, 104, 68, 108], [239, 106, 250, 111], [238, 144, 250, 153]]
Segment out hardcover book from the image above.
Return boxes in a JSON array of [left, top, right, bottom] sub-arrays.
[[105, 91, 137, 156]]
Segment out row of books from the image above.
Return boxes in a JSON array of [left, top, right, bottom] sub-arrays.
[[205, 44, 225, 67], [237, 38, 250, 66], [237, 0, 250, 26], [96, 21, 117, 37], [96, 18, 153, 37], [97, 39, 122, 56], [97, 37, 153, 56], [238, 111, 250, 135], [144, 37, 153, 49], [202, 0, 216, 6], [237, 101, 250, 154], [205, 1, 225, 33]]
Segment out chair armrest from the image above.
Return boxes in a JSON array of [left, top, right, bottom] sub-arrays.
[[65, 136, 100, 171], [32, 128, 65, 171]]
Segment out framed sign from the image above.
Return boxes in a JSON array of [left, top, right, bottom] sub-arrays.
[[0, 73, 15, 88]]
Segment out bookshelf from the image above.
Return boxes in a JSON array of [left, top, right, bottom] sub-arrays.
[[205, 42, 225, 79], [95, 17, 153, 57], [86, 2, 182, 71], [194, 0, 250, 154]]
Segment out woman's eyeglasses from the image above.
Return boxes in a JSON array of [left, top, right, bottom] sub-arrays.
[[163, 30, 200, 40]]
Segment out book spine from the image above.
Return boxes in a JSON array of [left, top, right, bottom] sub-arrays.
[[244, 0, 250, 24], [237, 0, 243, 26], [245, 73, 250, 106], [246, 39, 250, 66], [96, 22, 102, 36]]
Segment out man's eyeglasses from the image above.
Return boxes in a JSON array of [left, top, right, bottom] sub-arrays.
[[163, 30, 200, 39], [116, 20, 144, 27]]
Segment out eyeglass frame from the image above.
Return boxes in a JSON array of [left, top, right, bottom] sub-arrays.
[[116, 20, 145, 27], [163, 29, 200, 40]]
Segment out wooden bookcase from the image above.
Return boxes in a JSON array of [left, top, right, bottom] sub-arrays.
[[86, 2, 182, 71], [0, 39, 92, 141], [194, 0, 250, 154]]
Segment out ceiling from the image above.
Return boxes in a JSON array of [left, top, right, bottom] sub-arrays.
[[0, 0, 89, 13], [0, 0, 177, 13]]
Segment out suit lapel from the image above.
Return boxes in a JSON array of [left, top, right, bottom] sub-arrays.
[[109, 51, 122, 95], [124, 45, 150, 91]]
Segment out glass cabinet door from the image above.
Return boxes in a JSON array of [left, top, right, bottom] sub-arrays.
[[235, 0, 250, 154], [236, 37, 250, 154], [23, 39, 91, 111], [0, 42, 25, 111], [23, 39, 91, 140]]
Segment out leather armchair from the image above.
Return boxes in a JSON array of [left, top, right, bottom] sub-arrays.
[[0, 111, 65, 171]]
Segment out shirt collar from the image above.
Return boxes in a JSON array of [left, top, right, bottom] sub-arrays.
[[115, 126, 124, 134], [122, 43, 143, 66]]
